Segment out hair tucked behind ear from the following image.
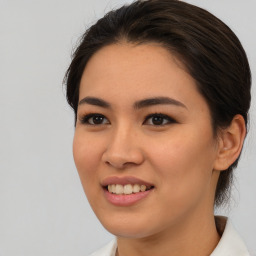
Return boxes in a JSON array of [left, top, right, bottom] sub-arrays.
[[64, 0, 251, 206]]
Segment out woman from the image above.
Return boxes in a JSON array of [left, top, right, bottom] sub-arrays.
[[65, 0, 252, 255]]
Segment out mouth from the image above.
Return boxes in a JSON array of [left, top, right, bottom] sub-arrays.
[[104, 184, 154, 195], [101, 176, 155, 206]]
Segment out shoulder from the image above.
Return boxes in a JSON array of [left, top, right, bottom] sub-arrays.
[[88, 239, 117, 256]]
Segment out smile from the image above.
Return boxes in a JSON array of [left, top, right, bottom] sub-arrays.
[[107, 184, 153, 195], [101, 176, 155, 206]]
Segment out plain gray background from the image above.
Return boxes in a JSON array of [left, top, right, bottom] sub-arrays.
[[1, 0, 255, 255]]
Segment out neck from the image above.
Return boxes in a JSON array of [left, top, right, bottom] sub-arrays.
[[116, 213, 220, 256]]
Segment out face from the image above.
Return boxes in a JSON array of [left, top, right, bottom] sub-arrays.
[[73, 43, 220, 239]]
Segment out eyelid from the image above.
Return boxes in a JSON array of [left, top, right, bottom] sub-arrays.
[[78, 112, 177, 126], [143, 113, 177, 126], [79, 113, 110, 125]]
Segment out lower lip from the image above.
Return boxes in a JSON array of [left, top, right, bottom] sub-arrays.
[[103, 188, 154, 206]]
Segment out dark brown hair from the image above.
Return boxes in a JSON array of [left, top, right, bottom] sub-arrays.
[[64, 0, 251, 206]]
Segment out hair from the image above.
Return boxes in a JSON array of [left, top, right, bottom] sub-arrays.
[[64, 0, 251, 206]]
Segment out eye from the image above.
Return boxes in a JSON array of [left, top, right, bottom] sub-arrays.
[[79, 113, 109, 125], [143, 113, 176, 126]]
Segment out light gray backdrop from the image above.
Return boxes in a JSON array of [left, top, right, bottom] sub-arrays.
[[1, 0, 255, 255]]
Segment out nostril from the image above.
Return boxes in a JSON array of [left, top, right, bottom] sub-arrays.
[[102, 145, 145, 169]]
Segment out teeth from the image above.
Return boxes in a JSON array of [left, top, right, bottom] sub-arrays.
[[140, 185, 146, 192], [107, 184, 152, 194], [115, 184, 124, 194], [133, 184, 140, 193], [111, 184, 116, 193], [124, 184, 133, 195]]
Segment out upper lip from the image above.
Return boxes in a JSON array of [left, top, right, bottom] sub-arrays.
[[101, 176, 154, 187]]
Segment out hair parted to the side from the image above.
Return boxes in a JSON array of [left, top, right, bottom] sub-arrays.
[[64, 0, 251, 207]]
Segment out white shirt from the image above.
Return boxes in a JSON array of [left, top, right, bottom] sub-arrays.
[[89, 216, 251, 256]]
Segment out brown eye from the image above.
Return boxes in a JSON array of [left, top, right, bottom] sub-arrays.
[[80, 114, 109, 125], [151, 115, 165, 125], [144, 113, 176, 126]]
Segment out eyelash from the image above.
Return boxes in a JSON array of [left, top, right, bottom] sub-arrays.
[[79, 113, 177, 126]]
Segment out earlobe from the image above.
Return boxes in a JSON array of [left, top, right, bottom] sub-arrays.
[[213, 114, 246, 171]]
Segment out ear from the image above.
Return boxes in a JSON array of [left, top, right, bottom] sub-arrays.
[[213, 114, 246, 171]]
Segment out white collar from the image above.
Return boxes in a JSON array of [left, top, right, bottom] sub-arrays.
[[211, 215, 250, 256], [89, 239, 117, 256], [90, 216, 250, 256]]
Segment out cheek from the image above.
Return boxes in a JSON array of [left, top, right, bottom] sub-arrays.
[[147, 128, 216, 201], [72, 131, 103, 187], [148, 129, 214, 168]]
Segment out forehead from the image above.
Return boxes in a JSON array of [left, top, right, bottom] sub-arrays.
[[79, 43, 206, 111], [81, 43, 187, 86]]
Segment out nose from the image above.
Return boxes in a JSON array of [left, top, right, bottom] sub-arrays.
[[102, 125, 144, 170]]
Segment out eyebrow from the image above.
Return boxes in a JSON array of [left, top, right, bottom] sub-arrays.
[[78, 96, 187, 110]]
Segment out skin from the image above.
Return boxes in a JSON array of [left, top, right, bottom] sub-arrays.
[[73, 43, 246, 256]]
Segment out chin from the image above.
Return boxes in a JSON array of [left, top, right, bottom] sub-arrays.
[[99, 214, 166, 239], [98, 216, 150, 238], [106, 226, 153, 239]]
